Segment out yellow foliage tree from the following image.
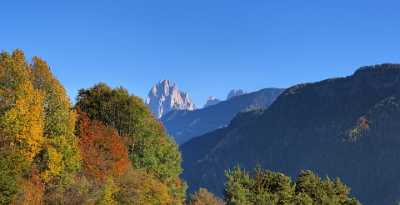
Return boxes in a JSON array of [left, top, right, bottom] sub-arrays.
[[97, 177, 119, 205], [1, 81, 44, 162], [0, 50, 45, 165], [0, 50, 81, 203], [0, 50, 46, 204], [115, 168, 173, 205], [31, 56, 80, 182]]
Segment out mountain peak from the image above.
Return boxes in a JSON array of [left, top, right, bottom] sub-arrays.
[[227, 89, 246, 100], [146, 80, 196, 118], [204, 96, 221, 108]]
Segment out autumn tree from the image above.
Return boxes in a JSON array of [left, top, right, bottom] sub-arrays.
[[188, 188, 224, 205], [76, 83, 186, 203], [114, 168, 174, 205], [0, 50, 82, 204], [0, 50, 44, 164], [30, 56, 80, 183], [11, 168, 44, 205], [0, 50, 45, 204], [77, 111, 129, 182], [97, 177, 119, 205]]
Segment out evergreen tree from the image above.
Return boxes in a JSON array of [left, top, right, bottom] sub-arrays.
[[224, 166, 361, 205]]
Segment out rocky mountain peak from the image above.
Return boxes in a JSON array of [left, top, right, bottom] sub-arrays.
[[204, 96, 221, 108], [146, 80, 196, 118], [227, 89, 246, 100]]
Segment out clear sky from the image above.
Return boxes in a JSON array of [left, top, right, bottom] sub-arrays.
[[2, 0, 400, 106]]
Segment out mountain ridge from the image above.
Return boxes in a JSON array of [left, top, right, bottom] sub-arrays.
[[181, 64, 400, 205], [162, 88, 284, 144]]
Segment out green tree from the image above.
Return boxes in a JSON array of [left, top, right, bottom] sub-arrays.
[[294, 170, 360, 205], [224, 166, 253, 205], [224, 166, 361, 205]]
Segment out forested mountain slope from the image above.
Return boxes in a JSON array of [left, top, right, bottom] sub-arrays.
[[181, 64, 400, 205]]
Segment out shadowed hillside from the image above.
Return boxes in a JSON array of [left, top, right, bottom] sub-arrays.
[[181, 64, 400, 205]]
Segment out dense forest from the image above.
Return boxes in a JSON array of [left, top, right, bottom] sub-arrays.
[[0, 49, 360, 204]]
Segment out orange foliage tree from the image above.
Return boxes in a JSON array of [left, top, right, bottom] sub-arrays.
[[77, 111, 129, 182], [12, 168, 44, 205]]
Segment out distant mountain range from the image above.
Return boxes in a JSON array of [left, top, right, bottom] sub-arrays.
[[161, 88, 284, 144], [146, 80, 196, 118], [181, 64, 400, 205]]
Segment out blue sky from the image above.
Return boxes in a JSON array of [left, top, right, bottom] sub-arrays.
[[1, 0, 400, 106]]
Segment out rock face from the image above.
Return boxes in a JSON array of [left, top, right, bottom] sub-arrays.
[[146, 80, 196, 118], [204, 96, 221, 108], [227, 89, 246, 100], [161, 88, 284, 144], [181, 64, 400, 205]]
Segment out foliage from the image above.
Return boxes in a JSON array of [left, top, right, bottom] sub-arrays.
[[0, 50, 81, 204], [224, 166, 361, 205], [76, 83, 186, 203], [77, 111, 129, 182], [11, 168, 44, 205], [0, 50, 46, 204], [31, 56, 81, 182], [97, 177, 119, 205], [76, 83, 181, 179], [0, 49, 190, 204], [114, 168, 173, 205], [188, 188, 224, 205], [0, 156, 19, 204]]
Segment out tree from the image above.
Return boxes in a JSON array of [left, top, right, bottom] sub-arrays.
[[114, 168, 173, 205], [188, 188, 224, 205], [97, 177, 119, 205], [224, 166, 253, 205], [224, 166, 361, 205], [0, 50, 45, 204], [0, 50, 82, 204], [77, 111, 129, 182], [11, 167, 44, 205], [1, 80, 44, 163], [0, 50, 44, 164], [294, 170, 360, 205], [76, 83, 186, 203], [31, 56, 80, 183]]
